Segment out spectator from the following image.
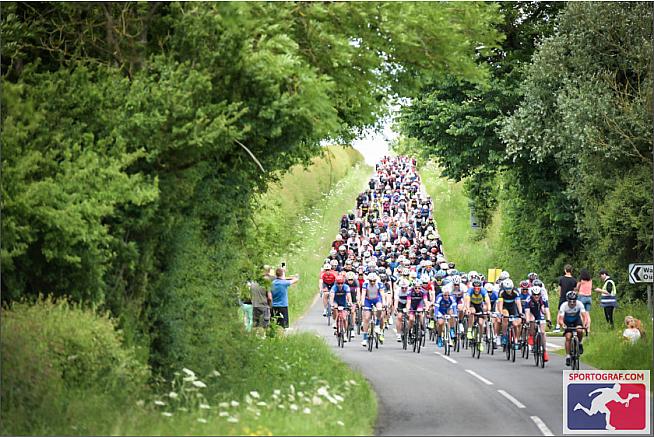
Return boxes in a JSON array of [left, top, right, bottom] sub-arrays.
[[623, 316, 644, 344], [555, 264, 577, 332], [595, 268, 617, 328], [576, 268, 593, 333], [250, 266, 274, 330], [271, 267, 300, 329]]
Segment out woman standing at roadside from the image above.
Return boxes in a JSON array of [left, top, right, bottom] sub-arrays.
[[576, 269, 593, 334]]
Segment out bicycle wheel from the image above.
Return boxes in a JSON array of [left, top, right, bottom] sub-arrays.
[[523, 330, 530, 360], [539, 333, 546, 369], [475, 325, 482, 359], [534, 331, 541, 367], [402, 318, 408, 350], [327, 301, 331, 327], [470, 325, 478, 358], [368, 326, 374, 352], [356, 307, 362, 336], [416, 322, 423, 354], [570, 337, 579, 370], [488, 323, 495, 356]]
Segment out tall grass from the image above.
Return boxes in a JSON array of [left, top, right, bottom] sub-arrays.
[[421, 161, 653, 370]]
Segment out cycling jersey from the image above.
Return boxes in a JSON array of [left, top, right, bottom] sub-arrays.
[[407, 287, 428, 311], [559, 301, 585, 327], [467, 288, 488, 305], [518, 291, 530, 313], [363, 281, 384, 308], [499, 289, 520, 316], [346, 280, 359, 303], [330, 284, 350, 307], [526, 297, 549, 320], [434, 295, 456, 316], [321, 270, 336, 287]]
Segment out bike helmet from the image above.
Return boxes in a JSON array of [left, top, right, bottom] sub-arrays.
[[499, 270, 510, 280], [566, 291, 577, 300], [330, 249, 337, 256], [336, 275, 345, 284], [448, 262, 455, 269], [532, 279, 544, 288], [468, 270, 479, 279], [452, 275, 461, 285], [528, 272, 539, 282], [322, 263, 331, 270], [442, 277, 453, 286], [330, 259, 339, 267], [399, 279, 409, 288], [336, 234, 343, 241], [346, 271, 356, 281], [519, 280, 530, 289], [461, 276, 469, 284], [368, 273, 378, 282], [531, 286, 543, 296], [421, 276, 430, 284], [501, 278, 514, 291], [435, 270, 446, 279], [338, 245, 346, 252], [484, 282, 494, 292], [471, 279, 483, 288]]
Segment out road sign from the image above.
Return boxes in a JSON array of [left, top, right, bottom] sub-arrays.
[[628, 264, 653, 284]]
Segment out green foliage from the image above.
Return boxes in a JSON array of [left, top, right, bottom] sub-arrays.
[[1, 297, 150, 435]]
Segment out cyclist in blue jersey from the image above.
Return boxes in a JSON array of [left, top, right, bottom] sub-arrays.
[[464, 279, 491, 347], [496, 278, 522, 348], [361, 273, 385, 347], [434, 287, 457, 348], [524, 286, 551, 362], [394, 279, 411, 342], [330, 275, 352, 340]]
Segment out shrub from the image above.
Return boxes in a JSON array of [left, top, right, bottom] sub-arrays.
[[1, 297, 150, 435]]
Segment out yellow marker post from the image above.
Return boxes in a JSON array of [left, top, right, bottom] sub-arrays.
[[488, 268, 502, 283]]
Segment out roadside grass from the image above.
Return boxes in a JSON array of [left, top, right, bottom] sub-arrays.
[[421, 161, 653, 371], [281, 163, 372, 320], [420, 161, 530, 277]]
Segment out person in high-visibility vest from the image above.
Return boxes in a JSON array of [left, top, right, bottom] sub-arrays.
[[594, 268, 617, 328]]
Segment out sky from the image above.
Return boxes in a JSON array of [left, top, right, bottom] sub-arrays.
[[351, 118, 398, 166]]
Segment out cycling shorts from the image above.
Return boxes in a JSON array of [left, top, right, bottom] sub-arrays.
[[502, 304, 519, 317], [333, 294, 349, 308], [409, 299, 425, 312], [564, 315, 583, 330], [471, 302, 484, 314], [363, 294, 383, 310], [322, 281, 335, 291]]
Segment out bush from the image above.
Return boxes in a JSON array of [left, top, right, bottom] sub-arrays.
[[1, 297, 150, 435]]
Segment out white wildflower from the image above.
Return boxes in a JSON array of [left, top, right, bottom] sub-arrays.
[[197, 418, 207, 424], [245, 395, 253, 405], [192, 380, 207, 388], [168, 392, 178, 399], [290, 404, 298, 411], [227, 417, 239, 423], [273, 389, 281, 396], [348, 379, 357, 385], [219, 411, 229, 417], [136, 400, 145, 407], [337, 420, 345, 426], [249, 391, 260, 399], [219, 402, 229, 408], [334, 394, 344, 402], [199, 403, 211, 410], [182, 368, 196, 377], [256, 401, 267, 407], [303, 407, 311, 414], [154, 400, 166, 406], [230, 400, 240, 407], [178, 407, 188, 412], [162, 412, 173, 417], [183, 376, 196, 382], [212, 370, 221, 377], [312, 396, 322, 405]]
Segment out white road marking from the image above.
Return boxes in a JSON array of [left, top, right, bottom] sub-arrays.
[[465, 369, 494, 385], [546, 342, 563, 349], [530, 416, 554, 436], [434, 351, 457, 364], [497, 389, 526, 408]]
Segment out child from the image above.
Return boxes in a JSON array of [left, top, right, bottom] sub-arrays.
[[622, 316, 644, 344]]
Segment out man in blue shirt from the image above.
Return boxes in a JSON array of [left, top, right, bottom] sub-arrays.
[[271, 267, 300, 328]]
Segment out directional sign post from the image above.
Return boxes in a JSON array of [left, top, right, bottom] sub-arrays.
[[628, 263, 653, 284], [628, 263, 654, 317]]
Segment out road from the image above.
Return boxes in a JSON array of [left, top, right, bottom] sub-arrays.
[[294, 296, 592, 436]]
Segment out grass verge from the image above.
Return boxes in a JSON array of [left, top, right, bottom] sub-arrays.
[[421, 161, 653, 371]]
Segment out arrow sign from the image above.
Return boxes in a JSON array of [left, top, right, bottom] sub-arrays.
[[628, 263, 654, 284]]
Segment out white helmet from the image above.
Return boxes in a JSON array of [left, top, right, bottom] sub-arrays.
[[367, 273, 378, 282], [336, 234, 343, 241], [484, 282, 494, 292], [323, 263, 331, 270], [501, 278, 514, 290], [421, 276, 430, 284], [452, 275, 461, 285], [499, 270, 510, 281], [330, 249, 337, 256], [330, 259, 339, 267], [531, 286, 543, 296], [399, 279, 410, 288]]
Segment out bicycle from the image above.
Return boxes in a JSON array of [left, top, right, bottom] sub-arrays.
[[521, 318, 531, 360], [326, 291, 332, 327], [367, 310, 380, 352], [484, 313, 496, 355], [346, 308, 354, 342], [335, 306, 348, 348], [460, 313, 469, 350], [565, 325, 587, 370], [503, 315, 520, 362], [400, 309, 409, 350], [412, 309, 425, 354], [469, 312, 486, 359], [355, 303, 363, 336], [532, 320, 548, 368], [441, 314, 454, 356]]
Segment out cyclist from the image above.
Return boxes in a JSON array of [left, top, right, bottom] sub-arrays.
[[407, 277, 430, 341], [394, 279, 411, 342], [557, 291, 589, 366], [524, 285, 551, 362], [485, 282, 501, 349], [330, 275, 352, 341], [320, 263, 337, 317], [345, 271, 359, 330], [361, 273, 385, 347], [434, 286, 457, 348], [464, 278, 491, 351], [496, 278, 522, 349]]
